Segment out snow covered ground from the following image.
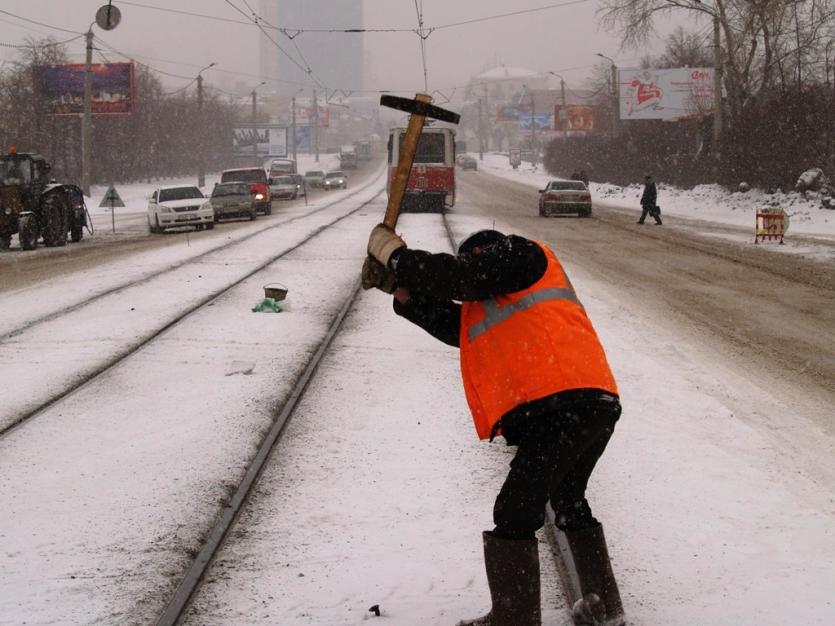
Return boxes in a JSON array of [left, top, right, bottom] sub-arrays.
[[1, 157, 833, 625], [475, 153, 835, 259]]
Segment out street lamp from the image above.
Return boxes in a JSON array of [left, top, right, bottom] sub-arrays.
[[596, 53, 618, 140], [251, 81, 267, 163], [549, 72, 569, 140], [196, 62, 217, 187]]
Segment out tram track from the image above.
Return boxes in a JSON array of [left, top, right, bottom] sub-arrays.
[[153, 211, 463, 625], [0, 173, 386, 438]]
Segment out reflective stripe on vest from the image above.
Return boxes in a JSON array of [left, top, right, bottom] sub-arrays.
[[467, 285, 583, 342]]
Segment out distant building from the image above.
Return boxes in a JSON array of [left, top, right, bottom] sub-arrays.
[[258, 0, 363, 96]]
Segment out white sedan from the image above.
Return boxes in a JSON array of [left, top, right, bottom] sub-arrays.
[[147, 185, 215, 233]]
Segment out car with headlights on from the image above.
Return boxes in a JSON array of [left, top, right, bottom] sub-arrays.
[[220, 167, 271, 215], [323, 170, 347, 190], [210, 182, 257, 222], [269, 175, 298, 200], [147, 185, 214, 233], [538, 180, 592, 217]]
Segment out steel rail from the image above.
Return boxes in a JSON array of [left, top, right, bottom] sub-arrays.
[[0, 185, 385, 440]]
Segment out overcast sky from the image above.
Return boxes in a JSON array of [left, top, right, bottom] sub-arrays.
[[0, 1, 693, 96]]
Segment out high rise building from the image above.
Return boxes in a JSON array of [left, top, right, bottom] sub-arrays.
[[258, 0, 363, 95]]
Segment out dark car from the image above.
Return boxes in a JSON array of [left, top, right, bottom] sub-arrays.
[[538, 180, 592, 217], [220, 167, 271, 215], [460, 155, 478, 171], [210, 182, 257, 222], [289, 173, 306, 197]]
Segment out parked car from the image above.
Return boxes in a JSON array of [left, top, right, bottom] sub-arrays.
[[220, 167, 271, 215], [147, 185, 214, 233], [304, 170, 326, 188], [460, 155, 478, 171], [269, 175, 298, 200], [210, 182, 258, 222], [323, 170, 347, 190], [538, 180, 592, 217], [289, 173, 306, 197]]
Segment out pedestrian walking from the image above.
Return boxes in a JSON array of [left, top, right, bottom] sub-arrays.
[[362, 226, 625, 626], [638, 175, 662, 225], [579, 170, 589, 187]]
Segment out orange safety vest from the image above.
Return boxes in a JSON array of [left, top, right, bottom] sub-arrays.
[[459, 241, 618, 440]]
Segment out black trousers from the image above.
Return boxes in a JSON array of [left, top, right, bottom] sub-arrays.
[[638, 204, 662, 224], [492, 394, 621, 540]]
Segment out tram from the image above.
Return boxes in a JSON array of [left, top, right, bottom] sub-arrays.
[[386, 126, 456, 212]]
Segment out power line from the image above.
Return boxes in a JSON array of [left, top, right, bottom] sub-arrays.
[[0, 9, 84, 35]]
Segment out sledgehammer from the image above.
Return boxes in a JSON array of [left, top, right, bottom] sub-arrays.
[[379, 93, 460, 227]]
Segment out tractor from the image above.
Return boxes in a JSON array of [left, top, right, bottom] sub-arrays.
[[0, 149, 89, 251]]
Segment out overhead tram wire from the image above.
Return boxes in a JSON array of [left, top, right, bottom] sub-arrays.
[[414, 0, 430, 93], [223, 0, 327, 90]]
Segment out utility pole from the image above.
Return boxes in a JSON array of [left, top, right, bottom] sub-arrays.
[[196, 62, 215, 188], [312, 88, 319, 163], [251, 89, 257, 164], [197, 73, 204, 186], [713, 15, 723, 155], [291, 96, 297, 162], [81, 28, 93, 197], [560, 78, 568, 140], [611, 62, 618, 138], [529, 87, 536, 167], [482, 83, 489, 152], [550, 72, 569, 140], [478, 97, 484, 160]]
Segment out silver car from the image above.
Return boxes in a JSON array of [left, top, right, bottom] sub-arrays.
[[323, 170, 347, 190], [269, 175, 298, 200], [538, 180, 592, 217]]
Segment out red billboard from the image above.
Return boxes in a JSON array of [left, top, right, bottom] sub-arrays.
[[34, 63, 135, 117], [553, 105, 596, 134]]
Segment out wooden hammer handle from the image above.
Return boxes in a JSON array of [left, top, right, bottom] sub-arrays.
[[383, 92, 432, 229]]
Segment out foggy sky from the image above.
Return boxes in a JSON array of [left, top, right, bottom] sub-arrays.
[[0, 1, 689, 97]]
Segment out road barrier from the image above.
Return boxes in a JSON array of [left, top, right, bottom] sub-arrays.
[[755, 208, 787, 244]]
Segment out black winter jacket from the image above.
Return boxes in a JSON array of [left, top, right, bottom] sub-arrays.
[[391, 234, 546, 347], [640, 182, 657, 207]]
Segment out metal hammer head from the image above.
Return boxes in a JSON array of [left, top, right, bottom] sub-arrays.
[[380, 94, 460, 124]]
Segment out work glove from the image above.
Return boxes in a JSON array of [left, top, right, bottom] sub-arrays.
[[367, 223, 406, 268], [361, 255, 396, 293]]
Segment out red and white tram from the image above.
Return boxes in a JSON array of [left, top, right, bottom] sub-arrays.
[[387, 126, 456, 213]]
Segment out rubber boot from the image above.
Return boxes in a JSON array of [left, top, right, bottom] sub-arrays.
[[456, 531, 542, 626], [554, 523, 624, 626]]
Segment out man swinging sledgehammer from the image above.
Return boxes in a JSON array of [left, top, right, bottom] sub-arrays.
[[362, 95, 626, 626]]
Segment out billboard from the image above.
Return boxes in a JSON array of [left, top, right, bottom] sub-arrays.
[[618, 68, 715, 121], [293, 104, 329, 127], [34, 63, 135, 116], [554, 105, 597, 134], [518, 113, 552, 131], [233, 126, 288, 157]]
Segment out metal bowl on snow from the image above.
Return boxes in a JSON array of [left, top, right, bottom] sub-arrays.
[[263, 283, 288, 301]]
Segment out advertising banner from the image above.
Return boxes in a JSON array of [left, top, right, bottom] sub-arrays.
[[518, 113, 552, 131], [293, 104, 330, 127], [34, 63, 135, 116], [496, 105, 521, 123], [233, 126, 288, 157], [618, 67, 715, 121], [553, 105, 596, 134]]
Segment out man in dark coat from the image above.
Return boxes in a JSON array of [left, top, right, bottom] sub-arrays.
[[638, 175, 662, 224], [361, 227, 625, 626]]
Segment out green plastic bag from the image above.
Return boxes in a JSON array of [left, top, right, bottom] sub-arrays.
[[251, 297, 282, 313]]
